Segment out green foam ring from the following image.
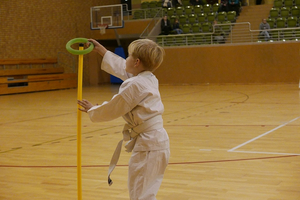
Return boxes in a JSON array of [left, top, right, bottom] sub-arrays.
[[66, 38, 94, 55]]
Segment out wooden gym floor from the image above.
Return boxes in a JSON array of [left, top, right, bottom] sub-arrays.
[[0, 83, 300, 200]]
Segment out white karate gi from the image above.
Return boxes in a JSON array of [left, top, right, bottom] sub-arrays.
[[87, 51, 170, 200]]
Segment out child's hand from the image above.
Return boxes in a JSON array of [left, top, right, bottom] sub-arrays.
[[87, 39, 107, 57], [77, 99, 94, 112]]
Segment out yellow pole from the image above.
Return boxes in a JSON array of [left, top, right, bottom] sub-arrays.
[[66, 38, 93, 200], [77, 44, 84, 200]]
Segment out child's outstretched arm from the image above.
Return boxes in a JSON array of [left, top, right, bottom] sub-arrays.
[[88, 38, 131, 81], [88, 39, 107, 57], [77, 99, 94, 112]]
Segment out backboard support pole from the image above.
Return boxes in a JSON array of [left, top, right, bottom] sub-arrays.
[[114, 29, 121, 46]]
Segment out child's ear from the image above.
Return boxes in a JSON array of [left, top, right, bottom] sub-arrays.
[[135, 58, 141, 66]]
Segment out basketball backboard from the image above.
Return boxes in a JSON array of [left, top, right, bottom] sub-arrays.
[[90, 4, 124, 30]]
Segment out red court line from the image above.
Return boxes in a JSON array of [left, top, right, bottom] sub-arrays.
[[0, 155, 298, 168], [164, 124, 300, 127]]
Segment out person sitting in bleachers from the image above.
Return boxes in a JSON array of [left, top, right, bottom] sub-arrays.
[[213, 20, 225, 43], [160, 15, 172, 35], [229, 0, 240, 16], [218, 0, 229, 12], [173, 18, 183, 34], [190, 0, 204, 6], [259, 18, 271, 41], [172, 0, 183, 7], [206, 0, 219, 5], [162, 0, 172, 8]]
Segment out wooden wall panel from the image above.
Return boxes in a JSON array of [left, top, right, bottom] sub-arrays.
[[154, 42, 300, 84]]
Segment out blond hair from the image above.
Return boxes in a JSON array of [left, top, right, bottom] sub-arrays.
[[128, 39, 165, 72]]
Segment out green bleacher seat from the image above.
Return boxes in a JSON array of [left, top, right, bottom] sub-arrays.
[[284, 0, 294, 7], [227, 11, 236, 22], [141, 2, 149, 9], [207, 12, 216, 23], [170, 15, 178, 24], [270, 8, 280, 18], [213, 3, 220, 12], [194, 5, 203, 14], [217, 12, 227, 22], [202, 22, 212, 32], [179, 14, 188, 24], [276, 17, 287, 28], [295, 0, 300, 6], [192, 23, 201, 33], [198, 13, 207, 23], [188, 14, 197, 24], [203, 4, 212, 14], [221, 21, 232, 33], [291, 6, 300, 17], [149, 1, 157, 8], [280, 7, 290, 18], [167, 7, 175, 16], [185, 6, 193, 15], [267, 18, 275, 28], [156, 1, 162, 7], [176, 6, 184, 15], [287, 16, 297, 27], [182, 23, 192, 33], [274, 0, 283, 8]]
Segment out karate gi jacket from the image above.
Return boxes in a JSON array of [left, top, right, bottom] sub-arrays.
[[87, 51, 170, 152]]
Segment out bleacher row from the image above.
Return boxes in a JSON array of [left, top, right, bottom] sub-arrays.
[[133, 0, 167, 19], [134, 1, 237, 46], [265, 0, 300, 40], [269, 6, 300, 27], [133, 3, 237, 23], [140, 0, 211, 9], [0, 59, 77, 95], [166, 5, 237, 33], [141, 0, 164, 9], [158, 3, 237, 46], [167, 5, 237, 21], [273, 0, 300, 8]]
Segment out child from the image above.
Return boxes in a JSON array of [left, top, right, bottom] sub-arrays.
[[173, 18, 183, 34], [77, 39, 170, 200]]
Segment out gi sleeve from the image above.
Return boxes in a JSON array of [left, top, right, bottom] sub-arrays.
[[101, 51, 133, 81], [87, 94, 131, 122]]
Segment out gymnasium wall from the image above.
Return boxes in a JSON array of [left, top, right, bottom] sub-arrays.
[[154, 42, 300, 84], [2, 1, 299, 86], [90, 41, 300, 85], [1, 0, 121, 58], [0, 0, 119, 84]]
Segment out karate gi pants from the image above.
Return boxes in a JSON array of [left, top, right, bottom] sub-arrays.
[[128, 149, 170, 200]]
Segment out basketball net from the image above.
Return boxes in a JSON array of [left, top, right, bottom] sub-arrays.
[[98, 24, 108, 35]]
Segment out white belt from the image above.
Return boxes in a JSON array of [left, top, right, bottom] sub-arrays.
[[107, 115, 163, 186]]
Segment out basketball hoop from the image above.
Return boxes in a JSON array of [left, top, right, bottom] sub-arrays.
[[98, 24, 108, 35]]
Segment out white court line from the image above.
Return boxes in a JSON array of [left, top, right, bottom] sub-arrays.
[[228, 116, 300, 152]]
